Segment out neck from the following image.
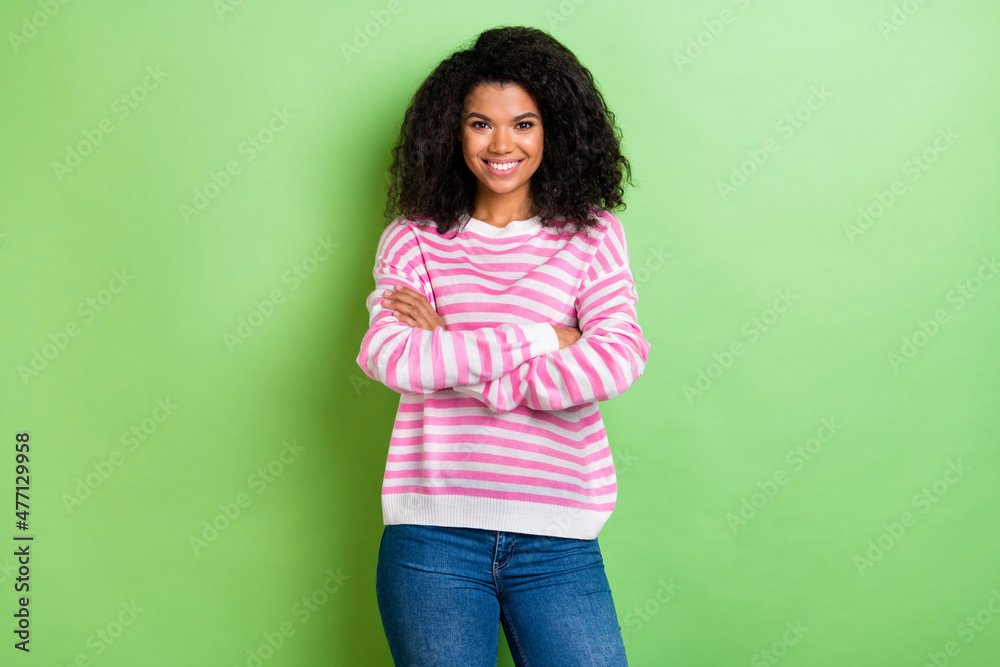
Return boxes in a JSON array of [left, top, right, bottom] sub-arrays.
[[471, 188, 536, 228]]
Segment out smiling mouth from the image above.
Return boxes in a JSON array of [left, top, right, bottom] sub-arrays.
[[483, 159, 524, 175]]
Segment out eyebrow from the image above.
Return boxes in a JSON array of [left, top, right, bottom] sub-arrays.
[[464, 111, 540, 123]]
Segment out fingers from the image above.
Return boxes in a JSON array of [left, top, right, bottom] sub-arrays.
[[381, 287, 441, 331], [381, 286, 421, 309], [393, 311, 415, 326], [382, 297, 423, 329], [382, 287, 427, 319], [382, 295, 420, 320]]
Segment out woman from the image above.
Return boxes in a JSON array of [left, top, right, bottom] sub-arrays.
[[356, 25, 650, 666]]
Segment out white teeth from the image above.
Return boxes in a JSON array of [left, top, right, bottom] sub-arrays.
[[488, 160, 521, 171]]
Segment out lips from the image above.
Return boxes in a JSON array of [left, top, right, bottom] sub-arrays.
[[482, 158, 524, 176]]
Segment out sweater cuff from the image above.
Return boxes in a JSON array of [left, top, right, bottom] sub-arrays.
[[522, 322, 560, 357]]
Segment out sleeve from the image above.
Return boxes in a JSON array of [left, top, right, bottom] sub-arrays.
[[356, 220, 561, 395], [451, 212, 650, 412]]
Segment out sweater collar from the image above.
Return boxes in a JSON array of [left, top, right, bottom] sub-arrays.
[[461, 213, 542, 238]]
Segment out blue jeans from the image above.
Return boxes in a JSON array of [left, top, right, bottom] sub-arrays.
[[375, 523, 629, 666]]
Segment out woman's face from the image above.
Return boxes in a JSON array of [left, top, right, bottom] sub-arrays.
[[456, 83, 543, 207]]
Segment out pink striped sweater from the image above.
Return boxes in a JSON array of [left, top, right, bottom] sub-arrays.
[[356, 207, 650, 539]]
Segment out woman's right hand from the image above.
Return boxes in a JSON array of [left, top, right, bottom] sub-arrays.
[[552, 325, 583, 350]]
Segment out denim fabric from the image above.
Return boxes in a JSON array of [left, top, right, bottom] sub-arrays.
[[375, 523, 629, 666]]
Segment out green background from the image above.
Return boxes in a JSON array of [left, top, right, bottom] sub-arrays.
[[1, 0, 998, 665]]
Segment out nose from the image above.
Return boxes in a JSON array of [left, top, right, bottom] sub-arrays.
[[489, 127, 512, 154]]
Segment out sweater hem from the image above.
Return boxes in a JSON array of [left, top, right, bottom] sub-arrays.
[[382, 491, 612, 540]]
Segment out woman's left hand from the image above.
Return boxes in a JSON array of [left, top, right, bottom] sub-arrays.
[[380, 285, 447, 332]]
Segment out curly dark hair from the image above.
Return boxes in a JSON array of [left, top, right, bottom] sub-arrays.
[[383, 25, 633, 239]]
